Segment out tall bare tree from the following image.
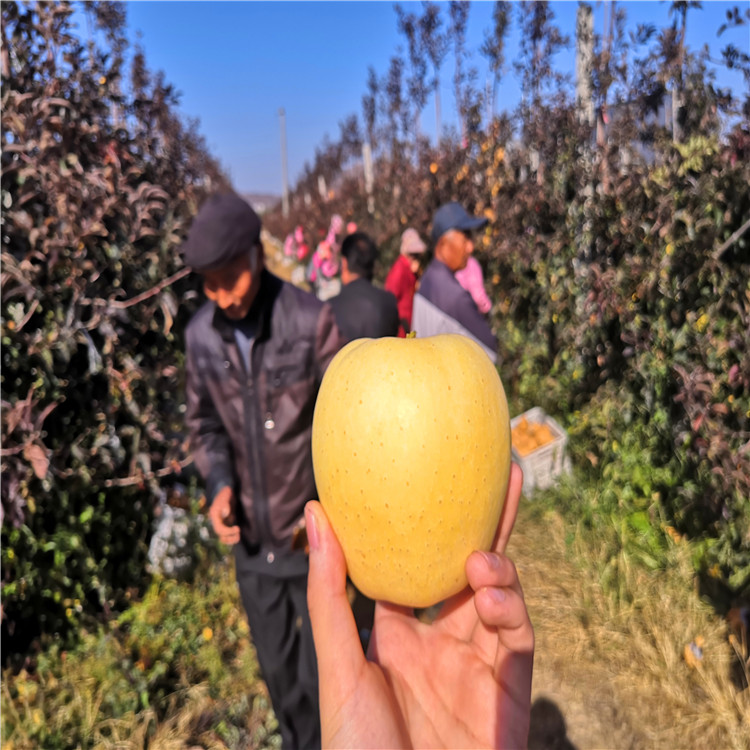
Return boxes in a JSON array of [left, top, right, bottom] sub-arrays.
[[480, 1, 511, 123], [419, 1, 449, 141], [716, 4, 750, 105], [384, 55, 407, 161], [449, 1, 472, 144], [395, 3, 429, 142], [514, 0, 569, 143], [669, 1, 702, 142]]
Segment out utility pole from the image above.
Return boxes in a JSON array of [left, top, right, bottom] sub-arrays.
[[279, 107, 289, 219]]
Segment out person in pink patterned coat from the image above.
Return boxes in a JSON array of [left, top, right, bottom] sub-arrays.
[[454, 254, 492, 315]]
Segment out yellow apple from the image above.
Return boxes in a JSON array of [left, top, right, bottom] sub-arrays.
[[312, 333, 511, 608]]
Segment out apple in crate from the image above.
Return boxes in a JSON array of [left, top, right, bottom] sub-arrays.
[[311, 333, 511, 608]]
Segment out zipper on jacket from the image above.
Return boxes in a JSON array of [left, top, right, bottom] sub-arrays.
[[263, 386, 275, 430], [245, 344, 275, 551]]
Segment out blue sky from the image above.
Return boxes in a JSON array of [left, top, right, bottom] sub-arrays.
[[92, 1, 749, 195]]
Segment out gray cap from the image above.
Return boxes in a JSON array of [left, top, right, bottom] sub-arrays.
[[182, 193, 261, 271], [431, 202, 488, 243]]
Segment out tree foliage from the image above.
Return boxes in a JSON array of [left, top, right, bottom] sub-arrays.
[[266, 1, 750, 603], [3, 0, 749, 667], [1, 0, 230, 660]]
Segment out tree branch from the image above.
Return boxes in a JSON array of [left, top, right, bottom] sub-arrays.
[[103, 456, 194, 488], [714, 217, 750, 261], [108, 266, 192, 310]]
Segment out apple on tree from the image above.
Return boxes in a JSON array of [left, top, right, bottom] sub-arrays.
[[311, 333, 512, 608]]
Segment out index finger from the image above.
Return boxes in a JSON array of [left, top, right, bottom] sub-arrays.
[[493, 462, 523, 555]]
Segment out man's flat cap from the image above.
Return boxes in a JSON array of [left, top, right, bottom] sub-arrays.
[[182, 193, 261, 271]]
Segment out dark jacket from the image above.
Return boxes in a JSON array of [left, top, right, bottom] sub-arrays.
[[329, 277, 400, 341], [412, 259, 498, 362], [185, 270, 344, 573]]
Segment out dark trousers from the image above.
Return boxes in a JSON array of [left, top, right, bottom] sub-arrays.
[[233, 549, 321, 750]]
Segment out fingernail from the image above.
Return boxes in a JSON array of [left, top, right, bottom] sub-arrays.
[[488, 587, 506, 603], [305, 502, 320, 552], [479, 550, 500, 568]]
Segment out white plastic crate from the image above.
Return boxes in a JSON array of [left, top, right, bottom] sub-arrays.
[[510, 407, 569, 496]]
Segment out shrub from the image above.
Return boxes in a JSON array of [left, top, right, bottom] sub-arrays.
[[264, 6, 750, 601], [1, 0, 230, 658], [1, 560, 279, 749]]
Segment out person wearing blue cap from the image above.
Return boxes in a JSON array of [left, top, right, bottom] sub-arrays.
[[412, 202, 499, 362]]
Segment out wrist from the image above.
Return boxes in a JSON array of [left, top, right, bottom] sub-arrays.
[[206, 479, 233, 507]]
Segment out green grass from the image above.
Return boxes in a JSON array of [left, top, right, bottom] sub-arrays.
[[1, 557, 281, 750]]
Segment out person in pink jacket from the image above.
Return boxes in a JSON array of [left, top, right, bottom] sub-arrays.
[[455, 254, 492, 314]]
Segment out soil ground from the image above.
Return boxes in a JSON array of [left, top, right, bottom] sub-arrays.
[[510, 506, 644, 750]]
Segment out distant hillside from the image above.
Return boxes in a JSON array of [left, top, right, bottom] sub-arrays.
[[240, 192, 280, 215]]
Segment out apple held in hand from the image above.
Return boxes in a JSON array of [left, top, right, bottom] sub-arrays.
[[312, 333, 512, 608]]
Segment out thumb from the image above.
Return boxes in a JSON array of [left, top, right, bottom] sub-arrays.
[[305, 501, 366, 697], [220, 502, 232, 521], [215, 487, 235, 523]]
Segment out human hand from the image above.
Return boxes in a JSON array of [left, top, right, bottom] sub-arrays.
[[306, 462, 534, 750], [208, 485, 240, 545]]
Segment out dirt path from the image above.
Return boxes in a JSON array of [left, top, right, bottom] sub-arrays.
[[510, 507, 646, 750]]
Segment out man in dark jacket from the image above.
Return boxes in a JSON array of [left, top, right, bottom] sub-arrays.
[[182, 192, 345, 750], [412, 202, 498, 362], [329, 232, 399, 341]]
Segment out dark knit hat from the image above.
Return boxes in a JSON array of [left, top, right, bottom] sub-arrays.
[[182, 193, 261, 271]]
